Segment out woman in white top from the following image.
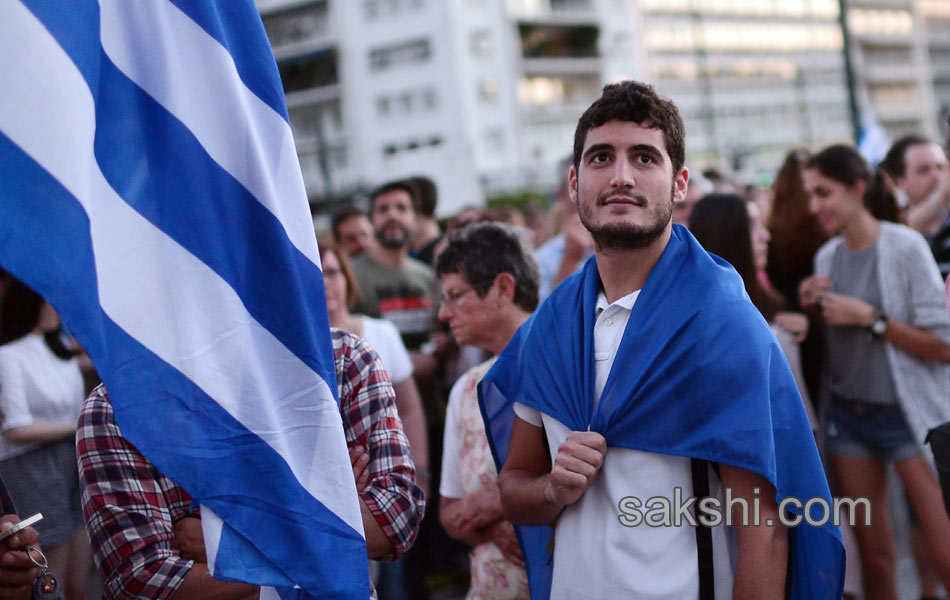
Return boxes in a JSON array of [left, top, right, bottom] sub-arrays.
[[318, 243, 429, 488], [0, 277, 89, 599]]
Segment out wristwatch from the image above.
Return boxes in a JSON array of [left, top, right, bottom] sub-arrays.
[[869, 311, 888, 338]]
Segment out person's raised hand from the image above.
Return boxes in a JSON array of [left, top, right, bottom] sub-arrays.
[[798, 275, 832, 309], [0, 516, 42, 599], [774, 311, 809, 343], [489, 520, 524, 567], [818, 293, 874, 327], [349, 445, 371, 492], [173, 516, 207, 563], [545, 431, 606, 508]]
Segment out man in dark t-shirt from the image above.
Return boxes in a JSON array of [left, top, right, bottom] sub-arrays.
[[351, 179, 440, 355]]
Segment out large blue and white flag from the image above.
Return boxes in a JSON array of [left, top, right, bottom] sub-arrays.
[[0, 1, 368, 598]]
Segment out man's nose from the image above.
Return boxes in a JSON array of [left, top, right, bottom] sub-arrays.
[[610, 159, 635, 188]]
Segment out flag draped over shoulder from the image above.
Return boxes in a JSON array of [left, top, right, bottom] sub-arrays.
[[0, 1, 368, 598], [479, 224, 845, 600]]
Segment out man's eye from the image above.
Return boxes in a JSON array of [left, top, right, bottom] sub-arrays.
[[591, 153, 609, 164], [637, 155, 654, 164]]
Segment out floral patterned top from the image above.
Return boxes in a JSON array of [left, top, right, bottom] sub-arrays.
[[441, 358, 529, 600]]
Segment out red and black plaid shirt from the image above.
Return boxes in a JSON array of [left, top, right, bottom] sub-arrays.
[[77, 328, 425, 598]]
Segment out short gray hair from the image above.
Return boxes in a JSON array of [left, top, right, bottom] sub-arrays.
[[435, 222, 540, 312]]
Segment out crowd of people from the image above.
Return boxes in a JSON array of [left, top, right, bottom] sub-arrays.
[[0, 79, 949, 600]]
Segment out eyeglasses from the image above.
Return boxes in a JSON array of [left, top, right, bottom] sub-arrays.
[[440, 287, 477, 308]]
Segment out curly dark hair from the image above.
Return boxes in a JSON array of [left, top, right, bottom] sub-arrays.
[[435, 223, 540, 313], [573, 80, 686, 175]]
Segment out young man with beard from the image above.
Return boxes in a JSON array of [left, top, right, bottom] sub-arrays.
[[487, 81, 843, 599], [351, 180, 440, 367]]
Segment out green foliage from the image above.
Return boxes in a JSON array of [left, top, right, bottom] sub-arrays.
[[486, 189, 549, 210]]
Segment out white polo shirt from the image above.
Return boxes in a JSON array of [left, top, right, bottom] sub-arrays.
[[514, 290, 735, 599]]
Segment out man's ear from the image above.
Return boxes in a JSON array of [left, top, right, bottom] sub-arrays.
[[673, 166, 689, 204], [568, 165, 579, 206], [492, 272, 517, 303]]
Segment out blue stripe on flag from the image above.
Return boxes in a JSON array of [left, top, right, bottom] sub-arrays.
[[0, 129, 105, 358], [20, 0, 336, 396], [20, 0, 100, 88], [168, 0, 289, 121], [0, 130, 368, 599], [90, 54, 336, 392]]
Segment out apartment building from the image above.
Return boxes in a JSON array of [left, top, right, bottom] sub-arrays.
[[919, 0, 950, 136], [846, 0, 940, 141], [256, 0, 944, 213]]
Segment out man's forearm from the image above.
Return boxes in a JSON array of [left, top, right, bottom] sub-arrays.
[[169, 564, 258, 600], [732, 525, 787, 600], [360, 497, 394, 559], [497, 469, 563, 526]]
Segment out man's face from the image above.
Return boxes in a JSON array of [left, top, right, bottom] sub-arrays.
[[897, 142, 948, 205], [569, 119, 687, 251], [371, 189, 417, 249], [335, 214, 373, 257]]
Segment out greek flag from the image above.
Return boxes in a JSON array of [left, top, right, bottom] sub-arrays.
[[0, 1, 368, 598]]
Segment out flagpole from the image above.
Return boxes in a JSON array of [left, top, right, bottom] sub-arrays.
[[838, 0, 862, 142]]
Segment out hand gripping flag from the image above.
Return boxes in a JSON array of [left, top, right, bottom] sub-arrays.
[[0, 2, 368, 598], [479, 224, 845, 599]]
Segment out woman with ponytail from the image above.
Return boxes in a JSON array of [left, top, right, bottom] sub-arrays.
[[799, 144, 950, 599]]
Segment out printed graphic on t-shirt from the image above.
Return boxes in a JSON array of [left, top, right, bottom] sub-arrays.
[[375, 286, 434, 349]]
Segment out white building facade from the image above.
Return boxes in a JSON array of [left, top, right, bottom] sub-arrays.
[[256, 0, 945, 214]]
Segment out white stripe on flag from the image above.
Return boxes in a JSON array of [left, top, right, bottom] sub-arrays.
[[98, 0, 318, 267], [0, 2, 362, 535], [202, 507, 224, 575]]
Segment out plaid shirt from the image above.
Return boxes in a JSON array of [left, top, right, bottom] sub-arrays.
[[78, 328, 425, 599]]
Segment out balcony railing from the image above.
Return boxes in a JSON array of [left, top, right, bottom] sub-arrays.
[[508, 0, 595, 20]]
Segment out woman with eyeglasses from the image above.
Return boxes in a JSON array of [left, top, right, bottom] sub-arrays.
[[435, 223, 538, 600]]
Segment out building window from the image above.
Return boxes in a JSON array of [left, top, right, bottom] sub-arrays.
[[381, 134, 443, 158], [376, 88, 439, 118], [484, 128, 505, 154], [363, 0, 425, 21], [277, 48, 339, 94], [369, 39, 432, 71], [479, 78, 499, 103], [422, 89, 439, 109], [470, 30, 494, 57], [262, 3, 329, 49]]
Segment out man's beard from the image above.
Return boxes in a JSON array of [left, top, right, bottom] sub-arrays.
[[577, 183, 675, 252], [375, 222, 411, 249]]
